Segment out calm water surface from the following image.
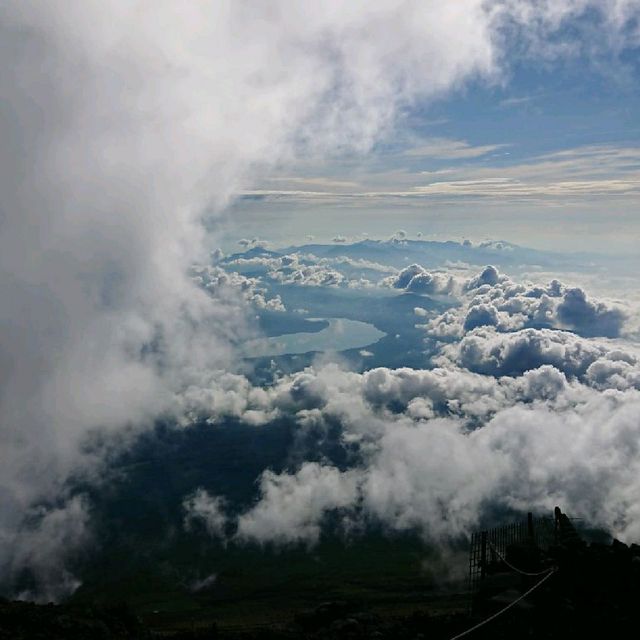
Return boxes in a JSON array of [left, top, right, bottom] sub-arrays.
[[244, 318, 385, 357]]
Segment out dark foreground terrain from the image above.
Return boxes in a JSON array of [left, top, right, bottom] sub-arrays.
[[4, 534, 640, 640]]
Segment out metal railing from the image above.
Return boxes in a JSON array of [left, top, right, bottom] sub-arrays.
[[469, 512, 556, 594]]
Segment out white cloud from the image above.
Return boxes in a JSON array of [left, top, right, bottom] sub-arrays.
[[191, 264, 286, 311], [411, 145, 640, 200], [383, 264, 458, 295], [5, 497, 91, 603], [442, 326, 609, 377], [238, 238, 269, 249], [271, 263, 346, 287], [183, 488, 229, 540], [405, 137, 508, 159], [245, 144, 640, 205], [585, 352, 640, 391], [236, 463, 360, 546], [224, 355, 640, 544], [499, 94, 536, 108], [227, 252, 392, 288], [267, 176, 360, 190], [182, 265, 640, 547], [423, 265, 629, 339]]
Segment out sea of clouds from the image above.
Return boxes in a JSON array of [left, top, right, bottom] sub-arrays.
[[181, 264, 640, 549], [1, 0, 639, 601]]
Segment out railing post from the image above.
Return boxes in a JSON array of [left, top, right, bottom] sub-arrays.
[[480, 531, 487, 579]]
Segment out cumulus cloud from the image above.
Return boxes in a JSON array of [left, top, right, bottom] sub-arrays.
[[474, 393, 640, 540], [226, 252, 394, 288], [179, 259, 640, 546], [200, 354, 640, 545], [441, 327, 608, 377], [233, 424, 503, 544], [557, 287, 626, 337], [271, 264, 346, 288], [236, 464, 360, 546], [463, 304, 500, 331], [585, 351, 640, 391], [230, 252, 395, 276], [465, 265, 504, 289], [175, 370, 278, 427], [424, 265, 629, 339], [238, 238, 269, 250], [210, 248, 225, 264], [384, 264, 457, 295], [388, 229, 409, 243], [191, 264, 286, 311]]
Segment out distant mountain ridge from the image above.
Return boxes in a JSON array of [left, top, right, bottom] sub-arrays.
[[227, 238, 614, 272]]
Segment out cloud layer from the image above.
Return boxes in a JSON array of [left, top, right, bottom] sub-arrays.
[[178, 265, 640, 549], [182, 356, 640, 546], [2, 0, 639, 599]]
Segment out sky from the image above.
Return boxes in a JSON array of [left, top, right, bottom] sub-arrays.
[[227, 21, 640, 252]]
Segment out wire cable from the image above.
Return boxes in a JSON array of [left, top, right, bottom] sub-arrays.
[[448, 568, 556, 640], [488, 542, 555, 577]]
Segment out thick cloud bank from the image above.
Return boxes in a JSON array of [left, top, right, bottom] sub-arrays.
[[422, 265, 629, 339], [180, 267, 640, 549], [1, 1, 639, 600], [185, 358, 640, 548]]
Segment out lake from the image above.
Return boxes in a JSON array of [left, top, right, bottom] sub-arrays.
[[244, 317, 386, 357]]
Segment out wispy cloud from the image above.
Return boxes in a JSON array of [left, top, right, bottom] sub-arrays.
[[499, 95, 536, 109], [414, 145, 640, 199], [404, 137, 509, 159], [266, 176, 361, 190], [243, 144, 640, 203], [414, 177, 640, 198]]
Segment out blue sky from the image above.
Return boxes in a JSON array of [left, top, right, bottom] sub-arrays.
[[228, 40, 640, 254]]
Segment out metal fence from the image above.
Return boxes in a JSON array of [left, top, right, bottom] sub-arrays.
[[469, 513, 556, 594]]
